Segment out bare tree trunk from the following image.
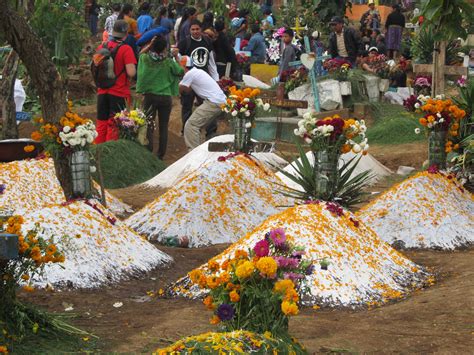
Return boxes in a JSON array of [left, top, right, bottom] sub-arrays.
[[0, 50, 19, 139], [0, 0, 73, 200]]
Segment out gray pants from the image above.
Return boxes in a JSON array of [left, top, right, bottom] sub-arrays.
[[184, 100, 223, 150]]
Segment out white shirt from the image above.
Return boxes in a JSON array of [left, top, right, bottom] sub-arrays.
[[180, 68, 226, 105], [105, 13, 119, 36]]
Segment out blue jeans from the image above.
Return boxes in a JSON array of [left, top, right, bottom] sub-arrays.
[[88, 14, 98, 36]]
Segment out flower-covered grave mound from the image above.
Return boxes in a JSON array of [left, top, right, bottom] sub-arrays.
[[357, 171, 474, 250], [127, 154, 294, 247], [0, 157, 131, 217], [17, 200, 171, 288], [169, 203, 430, 307]]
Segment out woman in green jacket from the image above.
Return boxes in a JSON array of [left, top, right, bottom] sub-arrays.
[[137, 36, 184, 159]]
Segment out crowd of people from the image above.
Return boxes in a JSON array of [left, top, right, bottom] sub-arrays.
[[90, 1, 410, 160]]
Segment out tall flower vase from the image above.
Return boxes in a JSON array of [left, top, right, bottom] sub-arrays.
[[313, 149, 340, 199], [428, 130, 447, 170], [233, 117, 252, 153], [70, 150, 92, 197]]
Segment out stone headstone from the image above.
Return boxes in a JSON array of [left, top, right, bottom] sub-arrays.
[[363, 74, 380, 102], [288, 79, 342, 116], [243, 75, 271, 89]]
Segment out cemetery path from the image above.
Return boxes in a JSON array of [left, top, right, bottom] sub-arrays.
[[20, 247, 474, 353]]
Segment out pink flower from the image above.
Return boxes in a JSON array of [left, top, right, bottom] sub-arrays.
[[269, 228, 286, 246], [254, 239, 270, 257], [274, 256, 300, 268], [427, 164, 439, 174]]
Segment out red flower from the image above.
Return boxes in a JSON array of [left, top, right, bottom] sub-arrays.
[[254, 239, 270, 257], [427, 164, 439, 174]]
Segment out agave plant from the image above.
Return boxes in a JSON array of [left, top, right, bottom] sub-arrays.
[[276, 143, 375, 209], [411, 26, 459, 65]]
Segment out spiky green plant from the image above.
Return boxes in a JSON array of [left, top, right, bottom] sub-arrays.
[[276, 143, 374, 209]]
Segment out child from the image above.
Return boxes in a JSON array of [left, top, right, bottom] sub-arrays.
[[278, 28, 296, 78]]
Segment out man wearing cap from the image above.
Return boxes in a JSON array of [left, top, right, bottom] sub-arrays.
[[328, 16, 363, 67], [95, 20, 137, 143], [179, 65, 226, 150], [360, 1, 380, 31]]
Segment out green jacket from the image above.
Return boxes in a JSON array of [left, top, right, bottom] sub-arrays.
[[136, 53, 184, 96]]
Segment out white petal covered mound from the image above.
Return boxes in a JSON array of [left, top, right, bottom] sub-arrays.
[[127, 154, 294, 247], [276, 151, 392, 192], [0, 157, 132, 216], [170, 203, 429, 307], [358, 171, 474, 250], [142, 135, 287, 190], [19, 201, 172, 288]]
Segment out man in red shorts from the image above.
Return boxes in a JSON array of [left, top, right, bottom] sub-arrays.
[[95, 19, 137, 143]]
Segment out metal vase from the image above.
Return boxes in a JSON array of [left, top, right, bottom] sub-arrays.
[[70, 150, 92, 197], [428, 130, 447, 169], [233, 117, 252, 153], [313, 149, 340, 199]]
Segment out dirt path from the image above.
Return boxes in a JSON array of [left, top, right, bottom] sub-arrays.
[[20, 247, 473, 353]]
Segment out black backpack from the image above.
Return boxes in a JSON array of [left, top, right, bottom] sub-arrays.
[[91, 41, 124, 89]]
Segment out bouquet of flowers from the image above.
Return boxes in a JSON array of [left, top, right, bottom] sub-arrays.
[[280, 67, 308, 93], [113, 109, 147, 142], [413, 75, 432, 96], [218, 78, 237, 95], [323, 58, 352, 81], [417, 98, 466, 133], [294, 113, 368, 154], [368, 54, 390, 79], [189, 228, 312, 335], [221, 86, 270, 122], [236, 53, 251, 76], [265, 27, 302, 65], [30, 102, 97, 155]]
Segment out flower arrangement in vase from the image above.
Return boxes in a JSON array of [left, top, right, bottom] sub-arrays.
[[189, 228, 312, 336], [323, 58, 352, 82], [113, 108, 147, 144], [221, 86, 271, 153]]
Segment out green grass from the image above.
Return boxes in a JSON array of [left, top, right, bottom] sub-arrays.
[[90, 139, 167, 189], [366, 103, 425, 145]]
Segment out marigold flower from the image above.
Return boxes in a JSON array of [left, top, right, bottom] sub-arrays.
[[256, 257, 278, 278], [203, 296, 215, 310], [30, 131, 43, 141], [273, 279, 295, 294], [21, 274, 30, 281], [210, 315, 221, 325], [281, 300, 299, 316], [234, 250, 248, 259], [46, 244, 57, 255], [0, 345, 8, 354], [235, 261, 255, 279], [22, 285, 35, 293], [189, 269, 203, 284], [340, 144, 351, 153], [284, 288, 299, 303], [208, 260, 220, 271], [206, 276, 220, 289], [229, 290, 240, 303], [23, 145, 35, 153]]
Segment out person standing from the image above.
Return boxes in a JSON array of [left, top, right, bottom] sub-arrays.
[[179, 66, 226, 150], [175, 0, 187, 17], [385, 4, 405, 59], [214, 20, 237, 78], [118, 4, 140, 40], [328, 16, 363, 66], [177, 7, 197, 43], [137, 2, 154, 35], [178, 19, 219, 135], [95, 20, 137, 143], [87, 0, 100, 36], [104, 3, 121, 38], [157, 6, 175, 44], [244, 24, 266, 64], [360, 0, 380, 31], [137, 36, 184, 159], [278, 28, 296, 76]]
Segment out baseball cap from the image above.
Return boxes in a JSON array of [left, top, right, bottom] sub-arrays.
[[329, 16, 344, 25], [368, 0, 375, 5], [112, 20, 129, 39], [368, 46, 379, 53]]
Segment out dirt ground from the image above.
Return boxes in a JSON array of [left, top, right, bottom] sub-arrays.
[[17, 97, 473, 353]]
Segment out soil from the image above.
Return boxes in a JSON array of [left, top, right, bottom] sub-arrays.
[[15, 95, 473, 353]]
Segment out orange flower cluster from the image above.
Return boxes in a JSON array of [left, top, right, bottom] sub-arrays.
[[228, 86, 261, 102], [421, 99, 466, 120], [3, 216, 65, 291]]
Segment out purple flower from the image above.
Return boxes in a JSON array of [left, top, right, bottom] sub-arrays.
[[0, 184, 5, 195], [274, 256, 300, 269], [269, 228, 286, 246], [457, 75, 467, 88], [283, 272, 304, 283], [325, 202, 344, 217], [217, 304, 235, 321], [305, 264, 315, 275], [254, 239, 270, 257]]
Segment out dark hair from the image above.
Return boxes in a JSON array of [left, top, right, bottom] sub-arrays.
[[263, 8, 271, 15], [284, 28, 294, 37], [159, 6, 167, 18], [139, 2, 151, 14], [238, 9, 250, 18], [202, 12, 214, 30], [118, 3, 133, 19], [392, 4, 401, 11], [151, 36, 167, 53], [251, 23, 260, 34], [215, 20, 225, 32], [190, 19, 202, 28], [167, 4, 175, 20], [177, 6, 197, 40], [111, 3, 121, 12]]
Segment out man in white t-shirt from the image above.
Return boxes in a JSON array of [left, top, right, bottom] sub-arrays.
[[179, 67, 226, 149]]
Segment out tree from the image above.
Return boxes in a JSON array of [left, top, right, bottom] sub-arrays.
[[0, 50, 19, 139], [0, 0, 73, 199]]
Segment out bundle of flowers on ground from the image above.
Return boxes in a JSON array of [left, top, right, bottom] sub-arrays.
[[281, 67, 308, 93], [127, 154, 293, 247], [357, 169, 474, 250], [169, 202, 429, 307], [29, 101, 97, 157], [294, 113, 368, 154], [155, 330, 306, 354], [0, 157, 131, 217], [189, 229, 312, 335], [322, 58, 352, 81], [113, 108, 146, 141]]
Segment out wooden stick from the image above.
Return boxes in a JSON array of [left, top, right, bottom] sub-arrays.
[[96, 146, 107, 208]]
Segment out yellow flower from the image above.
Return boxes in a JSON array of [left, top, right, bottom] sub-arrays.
[[273, 279, 295, 294], [210, 315, 221, 325], [281, 300, 299, 316], [256, 257, 278, 278], [235, 261, 255, 279], [229, 290, 240, 303]]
